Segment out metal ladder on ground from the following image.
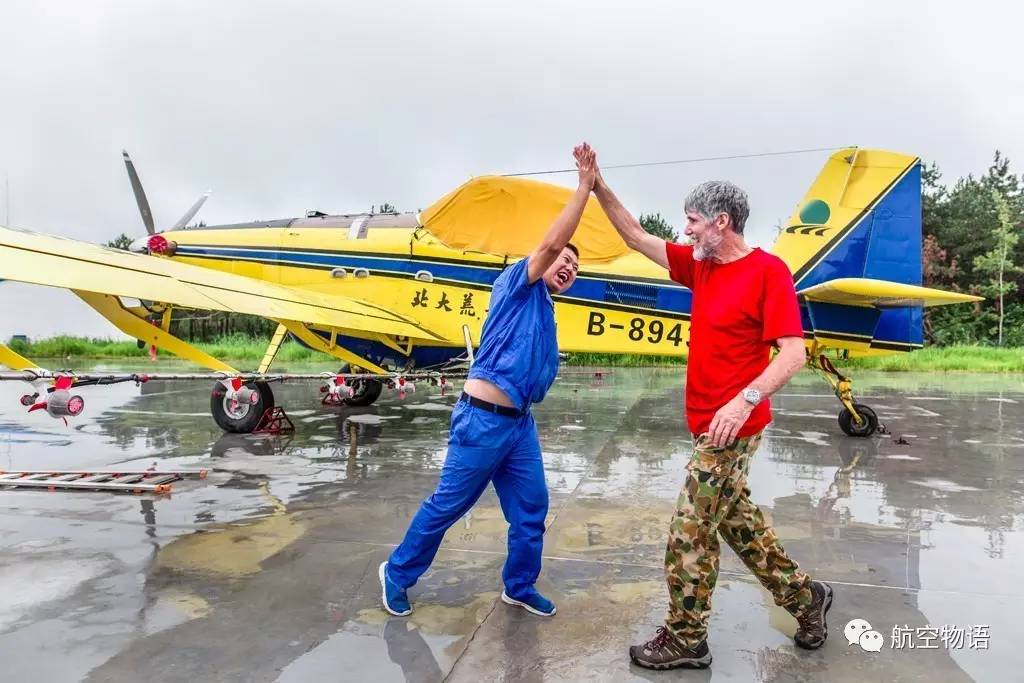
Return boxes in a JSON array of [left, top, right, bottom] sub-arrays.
[[0, 468, 208, 494]]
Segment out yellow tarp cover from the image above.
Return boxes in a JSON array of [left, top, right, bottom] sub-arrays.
[[419, 175, 630, 263]]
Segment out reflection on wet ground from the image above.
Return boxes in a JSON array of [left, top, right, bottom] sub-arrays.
[[0, 367, 1022, 681]]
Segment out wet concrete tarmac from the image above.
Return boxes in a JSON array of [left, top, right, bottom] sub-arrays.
[[0, 366, 1022, 682]]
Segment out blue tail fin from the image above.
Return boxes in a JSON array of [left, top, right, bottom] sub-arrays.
[[772, 149, 924, 352]]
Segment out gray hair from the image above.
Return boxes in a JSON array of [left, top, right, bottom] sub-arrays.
[[684, 181, 750, 235]]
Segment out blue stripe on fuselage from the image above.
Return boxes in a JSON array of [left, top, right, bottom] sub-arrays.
[[175, 245, 693, 313], [174, 245, 915, 349]]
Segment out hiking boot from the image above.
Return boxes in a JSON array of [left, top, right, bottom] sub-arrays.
[[501, 589, 557, 617], [378, 561, 412, 616], [794, 580, 833, 649], [629, 627, 712, 670]]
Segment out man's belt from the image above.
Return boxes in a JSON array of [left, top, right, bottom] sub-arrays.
[[460, 392, 523, 417]]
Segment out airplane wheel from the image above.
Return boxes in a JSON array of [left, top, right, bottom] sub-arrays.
[[211, 380, 275, 433], [838, 403, 877, 438], [345, 378, 383, 407], [337, 364, 384, 407]]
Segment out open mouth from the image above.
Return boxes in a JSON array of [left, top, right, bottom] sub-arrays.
[[555, 271, 570, 287]]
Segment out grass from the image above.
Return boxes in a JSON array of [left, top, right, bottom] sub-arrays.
[[6, 337, 1024, 372], [563, 353, 685, 367], [569, 346, 1024, 372], [6, 334, 332, 363], [840, 345, 1024, 372], [567, 346, 1024, 373]]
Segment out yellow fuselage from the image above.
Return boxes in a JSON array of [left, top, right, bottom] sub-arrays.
[[162, 219, 693, 361]]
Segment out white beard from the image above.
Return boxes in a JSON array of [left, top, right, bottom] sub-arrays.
[[692, 231, 723, 261]]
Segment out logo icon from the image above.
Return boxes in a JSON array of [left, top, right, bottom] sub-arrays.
[[784, 198, 834, 235], [845, 619, 882, 652], [860, 630, 884, 652]]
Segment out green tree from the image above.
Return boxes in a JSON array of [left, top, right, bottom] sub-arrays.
[[772, 218, 785, 240], [103, 231, 277, 343], [373, 203, 398, 214], [922, 233, 966, 343], [922, 151, 1024, 346], [926, 152, 1023, 285], [106, 233, 133, 250], [639, 212, 678, 241], [973, 190, 1023, 345]]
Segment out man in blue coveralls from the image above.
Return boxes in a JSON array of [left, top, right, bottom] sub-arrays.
[[379, 143, 597, 618]]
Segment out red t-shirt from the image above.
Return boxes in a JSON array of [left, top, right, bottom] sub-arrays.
[[666, 243, 803, 437]]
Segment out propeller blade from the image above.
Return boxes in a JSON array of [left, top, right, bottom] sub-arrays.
[[122, 150, 155, 235], [171, 190, 211, 230]]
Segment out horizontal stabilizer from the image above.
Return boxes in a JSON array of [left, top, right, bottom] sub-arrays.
[[798, 278, 982, 308]]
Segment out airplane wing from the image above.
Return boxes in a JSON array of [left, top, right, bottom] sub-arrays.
[[0, 226, 444, 342], [798, 277, 983, 308]]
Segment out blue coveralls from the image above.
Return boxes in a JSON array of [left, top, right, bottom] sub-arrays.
[[387, 258, 559, 599]]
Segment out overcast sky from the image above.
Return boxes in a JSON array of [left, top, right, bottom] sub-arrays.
[[2, 0, 1022, 338]]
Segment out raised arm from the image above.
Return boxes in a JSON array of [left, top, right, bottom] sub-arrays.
[[592, 166, 669, 269], [527, 143, 596, 283]]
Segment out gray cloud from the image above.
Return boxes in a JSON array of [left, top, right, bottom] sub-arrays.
[[1, 0, 1021, 336]]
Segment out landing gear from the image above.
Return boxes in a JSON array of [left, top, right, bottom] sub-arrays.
[[345, 377, 383, 407], [336, 365, 383, 407], [210, 380, 275, 433], [838, 403, 878, 437], [808, 352, 880, 438]]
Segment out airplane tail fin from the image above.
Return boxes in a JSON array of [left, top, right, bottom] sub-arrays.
[[773, 148, 922, 288], [772, 148, 977, 354]]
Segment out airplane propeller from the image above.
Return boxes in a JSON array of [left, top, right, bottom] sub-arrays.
[[122, 150, 210, 236], [171, 190, 211, 230], [123, 150, 155, 235]]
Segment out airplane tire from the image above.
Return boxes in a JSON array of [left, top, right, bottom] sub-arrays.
[[838, 403, 877, 438], [345, 378, 383, 407], [336, 364, 384, 407], [211, 380, 275, 433]]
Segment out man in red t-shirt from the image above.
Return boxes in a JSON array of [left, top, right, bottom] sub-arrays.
[[592, 163, 833, 670]]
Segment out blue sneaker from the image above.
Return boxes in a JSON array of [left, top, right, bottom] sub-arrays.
[[379, 561, 412, 616], [501, 589, 556, 617]]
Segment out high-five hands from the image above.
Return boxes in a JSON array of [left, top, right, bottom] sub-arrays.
[[573, 143, 597, 191]]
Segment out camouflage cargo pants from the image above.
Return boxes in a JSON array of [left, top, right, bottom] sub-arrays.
[[664, 431, 814, 646]]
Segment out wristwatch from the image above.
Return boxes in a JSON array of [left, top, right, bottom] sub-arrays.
[[741, 388, 762, 406]]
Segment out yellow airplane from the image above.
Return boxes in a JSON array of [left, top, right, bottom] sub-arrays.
[[0, 147, 979, 436]]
